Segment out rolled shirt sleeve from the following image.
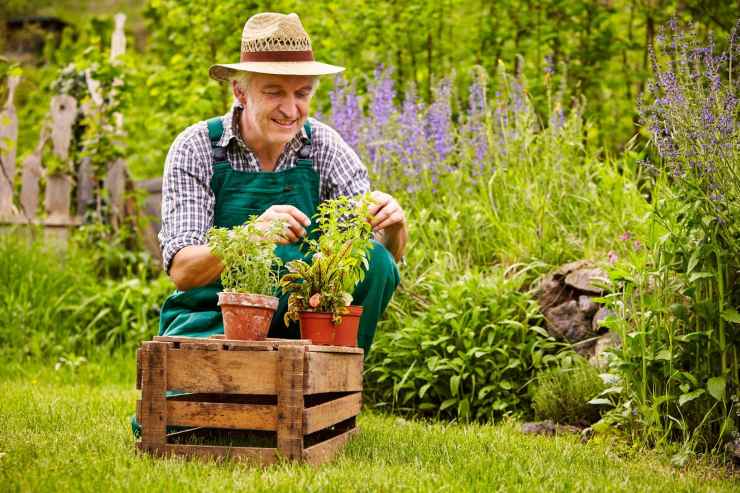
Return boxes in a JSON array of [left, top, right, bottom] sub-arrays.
[[158, 129, 215, 273]]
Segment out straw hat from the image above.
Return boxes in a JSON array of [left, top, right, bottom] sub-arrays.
[[209, 12, 345, 81]]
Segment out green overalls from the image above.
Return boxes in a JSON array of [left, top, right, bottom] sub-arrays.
[[159, 117, 400, 351]]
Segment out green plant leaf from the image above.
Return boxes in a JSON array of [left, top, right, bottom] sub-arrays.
[[707, 376, 726, 401], [678, 389, 705, 406], [720, 309, 740, 324], [588, 398, 612, 406], [440, 398, 457, 411]]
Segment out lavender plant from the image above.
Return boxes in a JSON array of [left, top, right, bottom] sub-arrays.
[[600, 19, 740, 454]]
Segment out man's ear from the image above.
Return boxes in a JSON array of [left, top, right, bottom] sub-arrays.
[[232, 80, 247, 106]]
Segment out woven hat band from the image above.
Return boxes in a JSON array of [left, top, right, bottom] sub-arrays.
[[240, 50, 315, 62]]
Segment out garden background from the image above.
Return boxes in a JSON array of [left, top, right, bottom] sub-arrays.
[[1, 0, 739, 490]]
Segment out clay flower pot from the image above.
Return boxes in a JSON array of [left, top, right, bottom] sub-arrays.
[[218, 292, 279, 340], [300, 305, 363, 346]]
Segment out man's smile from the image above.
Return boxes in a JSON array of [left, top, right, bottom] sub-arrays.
[[272, 118, 298, 128]]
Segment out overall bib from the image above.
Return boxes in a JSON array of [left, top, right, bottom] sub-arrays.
[[158, 117, 400, 353]]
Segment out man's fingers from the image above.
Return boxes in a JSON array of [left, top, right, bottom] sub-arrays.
[[374, 211, 404, 232], [371, 206, 391, 228], [275, 212, 306, 239], [271, 204, 311, 227], [368, 192, 389, 215]]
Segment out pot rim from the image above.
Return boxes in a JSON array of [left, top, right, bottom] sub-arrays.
[[217, 291, 279, 310], [299, 305, 364, 318]]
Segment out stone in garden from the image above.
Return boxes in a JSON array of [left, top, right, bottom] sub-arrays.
[[537, 260, 616, 359], [564, 267, 609, 294], [543, 300, 594, 342], [521, 420, 581, 436]]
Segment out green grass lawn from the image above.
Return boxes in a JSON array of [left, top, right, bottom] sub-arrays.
[[0, 357, 737, 493]]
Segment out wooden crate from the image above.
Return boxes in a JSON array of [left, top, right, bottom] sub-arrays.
[[135, 336, 364, 465]]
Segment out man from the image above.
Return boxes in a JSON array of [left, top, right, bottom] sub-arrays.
[[157, 12, 407, 353]]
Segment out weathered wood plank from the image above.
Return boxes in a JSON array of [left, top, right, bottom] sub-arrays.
[[105, 158, 126, 227], [137, 443, 278, 464], [306, 344, 364, 354], [276, 345, 305, 460], [303, 392, 362, 435], [156, 335, 271, 351], [302, 427, 359, 466], [44, 174, 72, 225], [166, 347, 278, 394], [19, 147, 43, 219], [167, 401, 277, 431], [139, 342, 167, 452], [135, 348, 142, 390], [304, 352, 363, 395], [50, 95, 77, 160], [76, 157, 94, 213], [0, 75, 20, 220]]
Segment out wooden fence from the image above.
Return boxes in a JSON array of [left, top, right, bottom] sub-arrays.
[[0, 14, 163, 263]]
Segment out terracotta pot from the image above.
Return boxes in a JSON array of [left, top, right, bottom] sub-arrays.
[[217, 292, 278, 341], [300, 305, 363, 346]]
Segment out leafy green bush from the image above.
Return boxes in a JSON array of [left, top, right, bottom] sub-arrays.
[[531, 356, 606, 425], [365, 267, 563, 421], [0, 230, 173, 360]]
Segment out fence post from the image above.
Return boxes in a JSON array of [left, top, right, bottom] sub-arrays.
[[0, 75, 20, 221]]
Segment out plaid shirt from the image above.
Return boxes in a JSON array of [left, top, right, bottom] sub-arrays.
[[158, 103, 371, 272]]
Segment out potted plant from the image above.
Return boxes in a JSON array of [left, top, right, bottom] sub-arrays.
[[279, 195, 374, 346], [208, 217, 283, 340]]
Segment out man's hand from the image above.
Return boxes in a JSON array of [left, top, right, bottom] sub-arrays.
[[368, 191, 406, 232], [368, 190, 408, 262], [256, 205, 311, 244]]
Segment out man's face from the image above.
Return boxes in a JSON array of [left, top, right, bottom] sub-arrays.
[[239, 73, 315, 148]]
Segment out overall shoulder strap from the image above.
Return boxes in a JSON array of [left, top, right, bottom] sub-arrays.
[[296, 120, 314, 167], [206, 117, 227, 162]]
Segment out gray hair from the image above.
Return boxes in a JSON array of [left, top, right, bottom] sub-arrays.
[[232, 72, 320, 96]]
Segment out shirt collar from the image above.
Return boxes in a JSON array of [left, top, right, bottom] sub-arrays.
[[219, 100, 308, 153]]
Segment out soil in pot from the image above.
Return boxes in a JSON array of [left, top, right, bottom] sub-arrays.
[[218, 292, 278, 340], [300, 305, 363, 346]]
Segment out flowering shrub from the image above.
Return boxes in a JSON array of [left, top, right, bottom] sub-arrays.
[[599, 19, 739, 454]]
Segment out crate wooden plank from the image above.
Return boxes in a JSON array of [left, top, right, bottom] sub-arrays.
[[303, 392, 362, 434], [304, 352, 363, 395], [135, 348, 142, 390], [166, 347, 278, 394], [276, 345, 305, 460], [139, 342, 167, 451], [167, 401, 277, 431], [302, 427, 359, 466], [306, 345, 364, 354]]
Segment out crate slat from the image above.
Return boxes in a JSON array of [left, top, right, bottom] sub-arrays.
[[276, 345, 305, 460], [167, 347, 278, 394], [304, 352, 363, 395], [139, 342, 168, 451], [167, 401, 277, 431], [302, 427, 359, 465], [306, 345, 364, 354], [303, 392, 362, 434]]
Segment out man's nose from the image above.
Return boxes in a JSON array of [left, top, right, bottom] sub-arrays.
[[278, 95, 300, 118]]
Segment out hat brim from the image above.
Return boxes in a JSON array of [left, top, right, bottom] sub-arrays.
[[209, 61, 345, 81]]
